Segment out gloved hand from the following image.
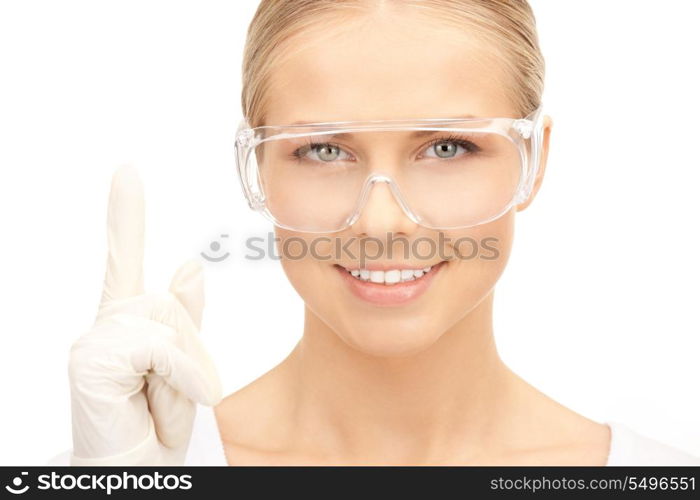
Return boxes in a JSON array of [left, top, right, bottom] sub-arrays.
[[68, 166, 222, 465]]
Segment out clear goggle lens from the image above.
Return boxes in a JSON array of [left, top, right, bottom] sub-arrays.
[[236, 111, 542, 232]]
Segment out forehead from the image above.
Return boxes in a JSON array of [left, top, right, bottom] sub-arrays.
[[264, 10, 515, 126]]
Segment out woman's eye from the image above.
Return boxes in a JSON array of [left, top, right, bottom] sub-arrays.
[[424, 139, 477, 159], [300, 143, 351, 162]]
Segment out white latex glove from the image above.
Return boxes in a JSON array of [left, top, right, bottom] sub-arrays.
[[68, 165, 222, 465]]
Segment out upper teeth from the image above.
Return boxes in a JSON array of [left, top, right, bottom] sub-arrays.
[[346, 266, 433, 285]]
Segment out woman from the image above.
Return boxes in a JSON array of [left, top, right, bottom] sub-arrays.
[[59, 0, 700, 466]]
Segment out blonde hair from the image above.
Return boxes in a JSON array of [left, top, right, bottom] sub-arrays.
[[241, 0, 544, 128]]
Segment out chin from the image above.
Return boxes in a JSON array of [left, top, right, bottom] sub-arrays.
[[339, 320, 444, 358]]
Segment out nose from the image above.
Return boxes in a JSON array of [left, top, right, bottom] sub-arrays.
[[350, 176, 419, 238]]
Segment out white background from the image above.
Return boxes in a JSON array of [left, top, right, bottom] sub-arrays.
[[0, 0, 698, 465]]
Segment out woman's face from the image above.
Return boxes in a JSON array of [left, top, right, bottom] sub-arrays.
[[263, 7, 551, 357]]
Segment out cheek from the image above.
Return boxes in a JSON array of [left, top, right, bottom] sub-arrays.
[[275, 228, 335, 304], [441, 212, 515, 308]]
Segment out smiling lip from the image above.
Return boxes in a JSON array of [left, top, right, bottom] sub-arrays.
[[335, 261, 447, 307], [338, 263, 439, 271]]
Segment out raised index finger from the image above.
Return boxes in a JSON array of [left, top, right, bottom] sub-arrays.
[[99, 165, 145, 306]]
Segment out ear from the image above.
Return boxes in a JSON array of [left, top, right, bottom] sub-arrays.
[[517, 114, 553, 212]]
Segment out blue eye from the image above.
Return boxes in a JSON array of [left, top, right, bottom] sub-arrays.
[[423, 135, 481, 160], [291, 141, 354, 164]]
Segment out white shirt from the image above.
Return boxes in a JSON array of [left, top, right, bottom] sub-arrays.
[[48, 405, 700, 466]]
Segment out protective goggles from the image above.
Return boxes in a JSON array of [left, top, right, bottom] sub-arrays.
[[235, 105, 545, 233]]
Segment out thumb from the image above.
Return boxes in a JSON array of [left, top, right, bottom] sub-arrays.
[[169, 260, 205, 330], [146, 373, 196, 450]]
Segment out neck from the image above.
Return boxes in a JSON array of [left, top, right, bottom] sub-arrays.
[[287, 291, 517, 463]]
